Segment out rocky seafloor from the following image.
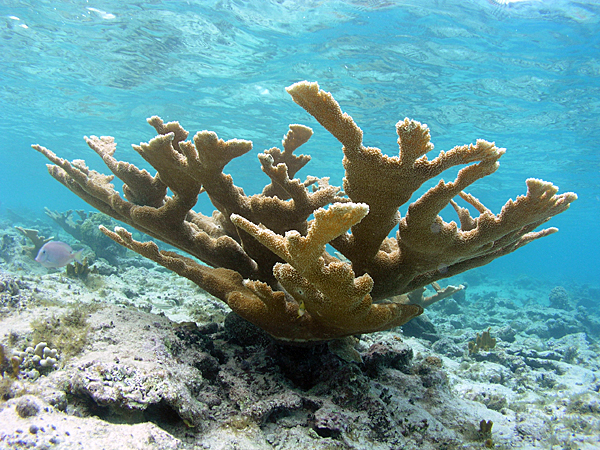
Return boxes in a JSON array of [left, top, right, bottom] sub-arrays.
[[0, 219, 599, 449]]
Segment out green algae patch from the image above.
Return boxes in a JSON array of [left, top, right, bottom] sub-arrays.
[[30, 305, 99, 359]]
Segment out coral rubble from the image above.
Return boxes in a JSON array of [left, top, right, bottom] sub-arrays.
[[31, 81, 577, 341]]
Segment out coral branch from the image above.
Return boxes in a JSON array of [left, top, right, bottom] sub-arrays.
[[31, 81, 577, 342]]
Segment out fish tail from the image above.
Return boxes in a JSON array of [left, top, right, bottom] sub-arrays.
[[73, 248, 85, 264]]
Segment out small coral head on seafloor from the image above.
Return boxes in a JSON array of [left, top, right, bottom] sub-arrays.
[[31, 81, 577, 342]]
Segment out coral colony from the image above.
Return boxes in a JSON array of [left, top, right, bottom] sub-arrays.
[[32, 81, 577, 342]]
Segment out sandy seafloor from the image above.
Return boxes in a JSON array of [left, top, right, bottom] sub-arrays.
[[0, 212, 599, 450]]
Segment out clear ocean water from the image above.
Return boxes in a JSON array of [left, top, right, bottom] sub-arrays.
[[1, 0, 598, 287]]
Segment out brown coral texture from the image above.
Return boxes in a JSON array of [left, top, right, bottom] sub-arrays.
[[31, 81, 577, 341]]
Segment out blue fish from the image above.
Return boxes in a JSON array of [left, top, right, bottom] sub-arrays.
[[35, 241, 84, 268]]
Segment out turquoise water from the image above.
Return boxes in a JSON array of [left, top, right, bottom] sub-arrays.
[[1, 0, 598, 285]]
